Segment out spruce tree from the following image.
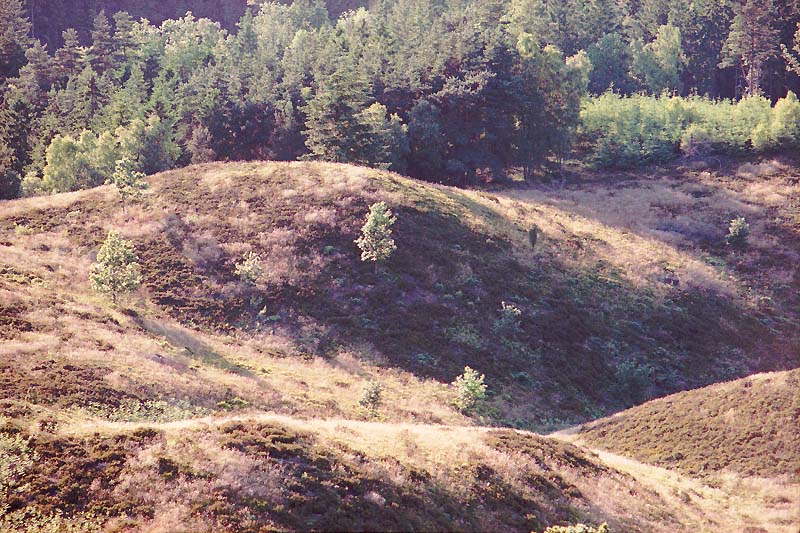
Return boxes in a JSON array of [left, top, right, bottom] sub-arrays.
[[89, 231, 142, 303], [112, 11, 136, 65], [0, 0, 31, 80], [302, 59, 374, 164], [54, 29, 84, 85], [89, 11, 114, 75]]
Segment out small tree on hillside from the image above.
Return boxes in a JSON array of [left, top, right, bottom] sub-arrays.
[[355, 201, 397, 271], [90, 231, 142, 303], [108, 158, 147, 212], [452, 366, 487, 412]]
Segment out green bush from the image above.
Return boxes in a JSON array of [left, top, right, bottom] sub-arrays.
[[726, 217, 750, 248], [89, 231, 142, 303], [580, 92, 797, 167], [452, 366, 487, 412], [493, 301, 522, 337], [358, 381, 383, 413], [234, 251, 264, 285]]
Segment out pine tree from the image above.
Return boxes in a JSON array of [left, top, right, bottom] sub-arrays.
[[721, 0, 779, 97], [108, 158, 148, 212], [17, 40, 54, 95], [187, 124, 216, 164], [54, 29, 84, 85], [355, 201, 397, 270], [112, 11, 136, 65], [782, 23, 800, 76], [302, 59, 375, 164], [0, 0, 31, 80], [89, 231, 142, 303], [89, 11, 115, 75]]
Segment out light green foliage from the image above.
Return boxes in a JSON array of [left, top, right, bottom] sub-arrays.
[[216, 397, 250, 411], [452, 366, 487, 411], [359, 380, 383, 413], [234, 251, 264, 285], [108, 158, 148, 208], [89, 231, 142, 303], [115, 115, 180, 175], [355, 201, 397, 264], [30, 132, 111, 194], [446, 324, 483, 350], [542, 523, 610, 533], [82, 399, 211, 423], [726, 217, 750, 248], [357, 103, 409, 172], [764, 91, 800, 150], [580, 92, 796, 167], [629, 24, 686, 93]]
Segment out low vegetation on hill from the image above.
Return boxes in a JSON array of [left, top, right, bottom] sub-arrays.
[[2, 160, 798, 429], [575, 369, 800, 478], [0, 159, 797, 531]]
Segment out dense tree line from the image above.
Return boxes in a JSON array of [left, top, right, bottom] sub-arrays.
[[1, 0, 799, 199]]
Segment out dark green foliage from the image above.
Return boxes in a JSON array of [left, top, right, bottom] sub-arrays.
[[721, 0, 780, 97], [0, 0, 30, 81], [88, 11, 114, 75], [528, 226, 538, 250]]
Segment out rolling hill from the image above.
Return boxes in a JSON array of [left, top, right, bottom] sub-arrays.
[[1, 160, 798, 531]]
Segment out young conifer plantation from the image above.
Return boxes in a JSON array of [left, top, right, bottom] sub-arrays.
[[0, 1, 798, 532]]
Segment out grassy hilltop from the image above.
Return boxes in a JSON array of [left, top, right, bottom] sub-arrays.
[[0, 160, 798, 531]]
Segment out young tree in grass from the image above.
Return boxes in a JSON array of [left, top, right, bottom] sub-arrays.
[[355, 201, 397, 271], [108, 158, 148, 212], [90, 231, 142, 303], [452, 366, 487, 412]]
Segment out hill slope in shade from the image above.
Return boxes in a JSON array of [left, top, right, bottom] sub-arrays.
[[574, 369, 800, 478]]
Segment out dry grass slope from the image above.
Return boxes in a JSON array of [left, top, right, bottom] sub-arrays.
[[0, 159, 798, 531]]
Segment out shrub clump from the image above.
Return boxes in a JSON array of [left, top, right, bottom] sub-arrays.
[[493, 301, 522, 337], [358, 381, 383, 414], [726, 216, 750, 248], [580, 92, 800, 167], [452, 366, 487, 412], [234, 251, 264, 285], [108, 158, 148, 210]]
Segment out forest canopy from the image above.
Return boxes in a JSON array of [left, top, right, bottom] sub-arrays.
[[1, 0, 799, 198]]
